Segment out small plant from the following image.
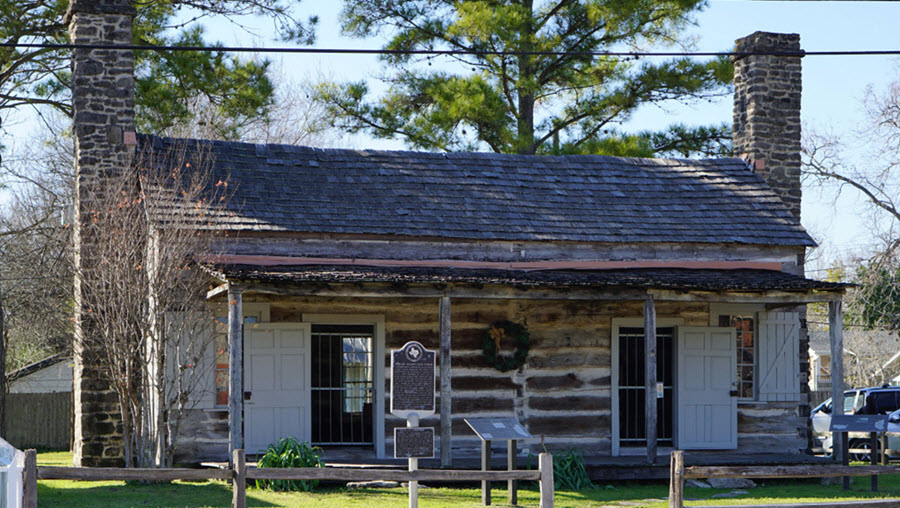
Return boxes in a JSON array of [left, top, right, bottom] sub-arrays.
[[527, 446, 593, 491], [254, 437, 325, 492], [551, 448, 593, 490]]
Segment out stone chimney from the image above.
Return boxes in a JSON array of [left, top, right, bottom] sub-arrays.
[[732, 32, 804, 219], [67, 0, 136, 467]]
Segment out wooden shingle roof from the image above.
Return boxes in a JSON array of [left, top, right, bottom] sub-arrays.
[[138, 135, 816, 247]]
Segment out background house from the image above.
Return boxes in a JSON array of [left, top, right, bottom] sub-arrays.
[[809, 329, 900, 403], [66, 0, 848, 477], [808, 330, 832, 400]]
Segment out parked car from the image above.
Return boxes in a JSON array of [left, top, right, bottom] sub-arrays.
[[812, 385, 900, 461]]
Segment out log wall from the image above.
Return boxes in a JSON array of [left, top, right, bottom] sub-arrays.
[[174, 295, 806, 463], [219, 235, 805, 275]]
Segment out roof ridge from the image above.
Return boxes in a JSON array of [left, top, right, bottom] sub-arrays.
[[136, 133, 750, 166]]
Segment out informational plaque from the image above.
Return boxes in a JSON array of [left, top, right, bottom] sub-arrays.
[[394, 427, 435, 459], [465, 418, 534, 441], [830, 414, 889, 433], [390, 341, 436, 418]]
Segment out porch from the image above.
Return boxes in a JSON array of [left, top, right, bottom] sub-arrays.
[[202, 262, 847, 470]]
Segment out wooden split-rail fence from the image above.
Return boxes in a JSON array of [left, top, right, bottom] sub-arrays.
[[19, 449, 555, 508], [668, 450, 900, 508]]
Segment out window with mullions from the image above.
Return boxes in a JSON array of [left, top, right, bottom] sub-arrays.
[[719, 314, 755, 399], [311, 324, 375, 445]]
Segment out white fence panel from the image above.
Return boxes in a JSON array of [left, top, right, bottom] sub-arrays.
[[0, 436, 24, 508]]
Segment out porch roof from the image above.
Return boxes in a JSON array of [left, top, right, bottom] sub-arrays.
[[209, 264, 846, 294]]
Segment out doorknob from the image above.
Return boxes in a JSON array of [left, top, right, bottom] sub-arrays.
[[244, 391, 252, 400]]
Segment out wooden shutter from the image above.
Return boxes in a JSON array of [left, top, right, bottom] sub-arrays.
[[757, 311, 801, 402]]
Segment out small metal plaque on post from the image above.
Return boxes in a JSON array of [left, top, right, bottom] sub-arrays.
[[390, 341, 436, 418], [395, 427, 435, 459], [466, 418, 534, 441], [466, 418, 533, 507]]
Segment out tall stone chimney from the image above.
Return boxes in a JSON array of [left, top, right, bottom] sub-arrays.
[[66, 0, 136, 467], [732, 32, 804, 220]]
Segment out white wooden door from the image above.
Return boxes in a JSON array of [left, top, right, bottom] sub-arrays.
[[244, 324, 311, 455], [676, 326, 738, 450]]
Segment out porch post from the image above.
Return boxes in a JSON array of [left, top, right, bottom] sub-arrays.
[[644, 294, 658, 464], [829, 300, 845, 464], [228, 284, 244, 462], [439, 295, 452, 467]]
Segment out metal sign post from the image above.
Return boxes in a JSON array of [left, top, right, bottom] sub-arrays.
[[391, 342, 437, 508], [465, 418, 534, 506], [830, 414, 889, 492], [408, 413, 420, 508]]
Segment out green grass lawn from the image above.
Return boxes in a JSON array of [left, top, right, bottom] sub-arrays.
[[33, 451, 900, 507]]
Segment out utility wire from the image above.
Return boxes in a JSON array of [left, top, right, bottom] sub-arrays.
[[1, 42, 899, 57], [808, 321, 896, 330]]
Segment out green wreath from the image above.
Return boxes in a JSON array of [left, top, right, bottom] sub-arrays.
[[482, 321, 530, 372]]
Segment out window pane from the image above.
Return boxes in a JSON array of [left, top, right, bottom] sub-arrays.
[[721, 314, 755, 399]]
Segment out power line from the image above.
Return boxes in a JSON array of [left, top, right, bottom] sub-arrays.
[[2, 42, 900, 58], [808, 321, 896, 330]]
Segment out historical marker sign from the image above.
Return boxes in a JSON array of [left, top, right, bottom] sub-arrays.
[[395, 427, 435, 459], [390, 341, 436, 418]]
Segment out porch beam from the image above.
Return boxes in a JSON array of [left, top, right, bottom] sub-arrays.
[[648, 289, 843, 304], [227, 281, 649, 301], [228, 284, 244, 462], [212, 280, 842, 304], [206, 283, 228, 300], [644, 294, 658, 464], [829, 300, 845, 465], [439, 295, 452, 467]]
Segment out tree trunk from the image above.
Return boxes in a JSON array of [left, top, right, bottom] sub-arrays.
[[516, 0, 536, 155]]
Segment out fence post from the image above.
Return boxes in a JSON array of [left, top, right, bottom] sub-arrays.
[[668, 450, 684, 508], [232, 449, 246, 508], [870, 432, 878, 492], [539, 452, 553, 508], [23, 449, 37, 508]]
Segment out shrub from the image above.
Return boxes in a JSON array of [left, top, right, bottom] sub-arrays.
[[528, 447, 593, 491], [551, 448, 593, 490], [254, 437, 325, 492]]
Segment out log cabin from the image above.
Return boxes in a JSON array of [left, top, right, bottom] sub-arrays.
[[67, 0, 848, 477]]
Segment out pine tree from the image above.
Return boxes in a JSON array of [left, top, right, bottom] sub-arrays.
[[317, 0, 732, 156]]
